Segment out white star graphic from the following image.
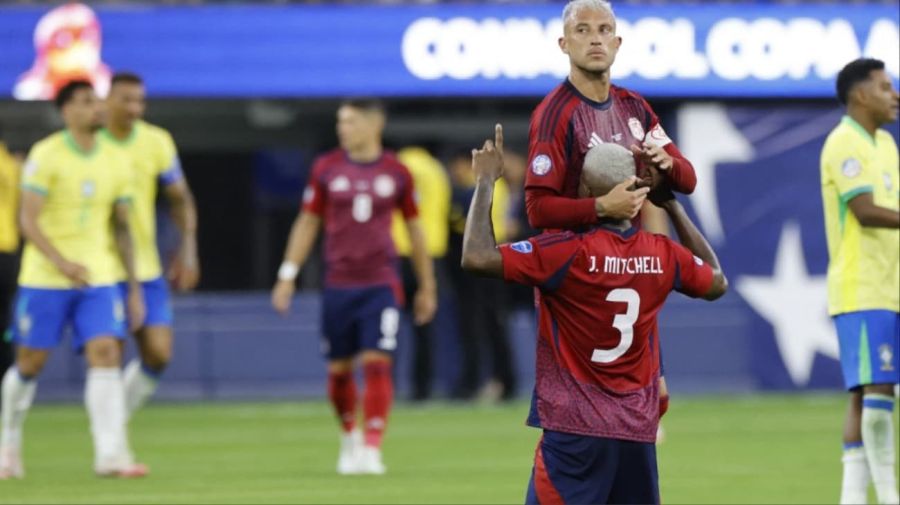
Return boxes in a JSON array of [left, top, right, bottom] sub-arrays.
[[735, 222, 839, 386], [677, 103, 754, 245]]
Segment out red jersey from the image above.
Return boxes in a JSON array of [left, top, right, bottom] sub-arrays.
[[499, 226, 713, 442], [525, 81, 697, 230], [303, 149, 418, 288]]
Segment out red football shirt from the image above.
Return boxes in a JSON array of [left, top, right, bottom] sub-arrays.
[[303, 149, 418, 288], [525, 81, 697, 230], [499, 227, 713, 442]]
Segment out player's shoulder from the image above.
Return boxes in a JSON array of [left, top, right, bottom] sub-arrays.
[[137, 120, 175, 145], [312, 148, 345, 170], [822, 121, 863, 158], [611, 84, 649, 107], [531, 82, 580, 140], [32, 130, 67, 154], [529, 230, 581, 250]]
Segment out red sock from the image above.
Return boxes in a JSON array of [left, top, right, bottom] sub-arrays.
[[363, 360, 393, 448], [328, 370, 357, 432], [659, 394, 670, 419]]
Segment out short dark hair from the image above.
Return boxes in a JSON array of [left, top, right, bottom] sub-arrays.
[[111, 72, 144, 87], [55, 80, 93, 109], [339, 98, 386, 116], [836, 58, 885, 106]]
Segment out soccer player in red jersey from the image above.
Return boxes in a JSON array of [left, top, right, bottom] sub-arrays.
[[462, 126, 726, 504], [525, 0, 696, 230], [271, 99, 437, 475]]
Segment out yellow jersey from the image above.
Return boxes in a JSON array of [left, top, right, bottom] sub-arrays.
[[820, 116, 900, 315], [101, 120, 181, 282], [0, 143, 20, 253], [19, 130, 133, 288], [391, 147, 451, 258]]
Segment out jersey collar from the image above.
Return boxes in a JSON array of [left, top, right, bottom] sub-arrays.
[[100, 121, 140, 146], [63, 130, 98, 158], [841, 115, 876, 146], [564, 79, 613, 111]]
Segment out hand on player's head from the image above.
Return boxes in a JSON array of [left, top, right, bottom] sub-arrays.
[[471, 124, 505, 182]]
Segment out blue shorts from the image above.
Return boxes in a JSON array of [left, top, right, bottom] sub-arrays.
[[118, 277, 173, 328], [321, 285, 399, 360], [834, 310, 900, 390], [11, 286, 127, 352], [526, 430, 659, 505]]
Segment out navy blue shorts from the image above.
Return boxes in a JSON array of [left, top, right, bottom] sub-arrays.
[[525, 430, 659, 505], [320, 285, 399, 360]]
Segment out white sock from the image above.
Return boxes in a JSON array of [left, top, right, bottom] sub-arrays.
[[862, 394, 899, 505], [841, 445, 871, 505], [123, 359, 159, 420], [1, 367, 37, 451], [85, 367, 129, 470]]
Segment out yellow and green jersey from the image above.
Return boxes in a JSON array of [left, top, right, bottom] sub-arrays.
[[19, 130, 133, 288], [820, 115, 900, 315], [101, 120, 182, 282]]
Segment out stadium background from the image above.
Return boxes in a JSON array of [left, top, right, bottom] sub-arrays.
[[0, 1, 898, 503]]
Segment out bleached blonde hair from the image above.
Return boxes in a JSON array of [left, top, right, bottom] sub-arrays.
[[562, 0, 615, 26]]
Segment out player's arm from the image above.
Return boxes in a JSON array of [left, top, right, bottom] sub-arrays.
[[162, 178, 200, 291], [271, 211, 322, 315], [404, 218, 437, 325], [847, 193, 900, 228], [654, 185, 727, 300], [462, 125, 505, 278], [113, 199, 146, 331], [19, 189, 89, 287], [633, 99, 697, 194]]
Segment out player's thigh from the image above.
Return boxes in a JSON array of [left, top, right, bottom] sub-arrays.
[[532, 430, 618, 505], [608, 440, 659, 505], [320, 287, 362, 360], [72, 286, 127, 355], [9, 287, 73, 353], [357, 286, 400, 355], [835, 310, 900, 390], [140, 277, 175, 328]]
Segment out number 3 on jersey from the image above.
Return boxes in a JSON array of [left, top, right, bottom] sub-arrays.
[[592, 288, 640, 364]]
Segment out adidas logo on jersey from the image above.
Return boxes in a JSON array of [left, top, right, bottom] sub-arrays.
[[587, 132, 604, 149]]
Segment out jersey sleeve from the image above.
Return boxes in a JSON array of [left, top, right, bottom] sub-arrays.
[[668, 240, 714, 298], [638, 97, 697, 194], [21, 146, 53, 196], [301, 158, 327, 215], [157, 130, 183, 187], [499, 233, 580, 289], [822, 138, 877, 202], [525, 105, 570, 194], [395, 164, 419, 220]]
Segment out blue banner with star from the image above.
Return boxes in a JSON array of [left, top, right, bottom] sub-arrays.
[[673, 104, 900, 390]]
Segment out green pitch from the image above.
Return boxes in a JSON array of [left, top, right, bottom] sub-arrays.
[[0, 394, 891, 504]]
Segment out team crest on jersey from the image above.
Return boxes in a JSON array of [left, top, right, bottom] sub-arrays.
[[879, 344, 894, 371], [628, 117, 645, 140], [883, 173, 894, 191], [329, 176, 350, 192], [510, 241, 533, 253], [81, 180, 95, 197], [841, 158, 861, 178], [373, 175, 396, 198], [531, 154, 552, 176], [113, 298, 125, 322]]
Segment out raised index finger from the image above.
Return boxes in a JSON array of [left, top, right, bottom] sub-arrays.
[[495, 123, 504, 153]]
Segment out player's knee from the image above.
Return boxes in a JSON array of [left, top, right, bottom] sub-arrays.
[[14, 352, 48, 378], [144, 342, 172, 371], [360, 350, 392, 365], [85, 338, 122, 367]]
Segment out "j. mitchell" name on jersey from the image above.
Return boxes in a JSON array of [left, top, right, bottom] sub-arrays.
[[602, 256, 664, 275]]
